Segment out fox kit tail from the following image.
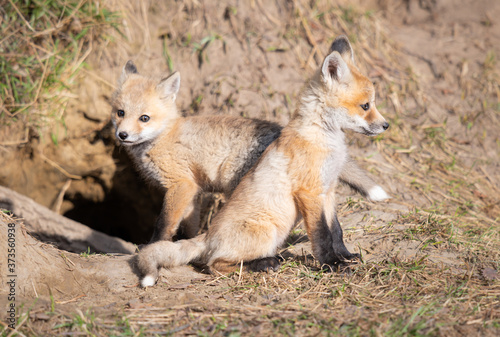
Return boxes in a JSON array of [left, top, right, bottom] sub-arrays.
[[137, 233, 207, 287], [340, 158, 389, 202]]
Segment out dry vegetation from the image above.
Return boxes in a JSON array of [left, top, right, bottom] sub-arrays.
[[0, 0, 499, 336], [0, 0, 120, 143]]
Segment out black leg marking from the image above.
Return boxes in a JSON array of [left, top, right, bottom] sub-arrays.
[[313, 212, 359, 268], [331, 213, 360, 260]]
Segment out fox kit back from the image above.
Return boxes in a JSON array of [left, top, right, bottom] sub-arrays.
[[137, 35, 390, 287]]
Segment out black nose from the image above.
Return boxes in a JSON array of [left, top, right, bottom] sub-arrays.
[[382, 122, 390, 130], [118, 131, 128, 140]]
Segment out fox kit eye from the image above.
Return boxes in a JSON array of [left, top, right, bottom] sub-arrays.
[[139, 115, 150, 122], [117, 109, 125, 117], [360, 103, 370, 111]]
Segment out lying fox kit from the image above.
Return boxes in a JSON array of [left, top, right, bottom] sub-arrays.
[[138, 35, 390, 287]]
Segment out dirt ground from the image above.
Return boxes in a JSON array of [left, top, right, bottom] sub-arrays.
[[0, 0, 499, 335]]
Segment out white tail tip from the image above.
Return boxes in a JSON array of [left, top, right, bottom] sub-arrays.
[[141, 275, 156, 288], [368, 186, 390, 202]]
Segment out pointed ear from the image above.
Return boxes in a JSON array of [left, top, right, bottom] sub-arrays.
[[321, 51, 350, 84], [156, 71, 180, 101], [118, 60, 138, 87], [330, 35, 355, 64]]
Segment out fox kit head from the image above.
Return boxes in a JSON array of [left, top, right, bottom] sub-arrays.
[[110, 61, 181, 146], [315, 35, 389, 136]]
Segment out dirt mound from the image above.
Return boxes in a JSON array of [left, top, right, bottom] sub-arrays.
[[0, 212, 136, 299]]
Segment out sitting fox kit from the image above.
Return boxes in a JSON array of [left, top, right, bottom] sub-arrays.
[[137, 35, 390, 287], [111, 53, 389, 244]]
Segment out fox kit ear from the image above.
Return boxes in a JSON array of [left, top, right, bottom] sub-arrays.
[[157, 71, 180, 101], [330, 35, 355, 64], [321, 51, 350, 84], [118, 60, 138, 87]]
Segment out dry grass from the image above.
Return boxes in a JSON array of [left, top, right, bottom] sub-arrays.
[[0, 0, 119, 144], [17, 233, 499, 335]]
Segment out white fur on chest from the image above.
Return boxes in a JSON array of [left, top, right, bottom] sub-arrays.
[[320, 132, 347, 192]]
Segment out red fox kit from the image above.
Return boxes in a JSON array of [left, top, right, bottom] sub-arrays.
[[137, 35, 390, 287], [111, 56, 388, 244]]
